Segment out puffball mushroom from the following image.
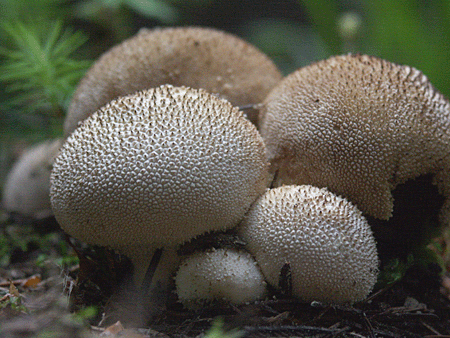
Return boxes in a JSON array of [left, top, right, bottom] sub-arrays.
[[50, 85, 269, 285], [175, 248, 267, 309], [64, 26, 282, 136], [239, 185, 379, 304], [259, 54, 450, 221], [2, 139, 62, 219]]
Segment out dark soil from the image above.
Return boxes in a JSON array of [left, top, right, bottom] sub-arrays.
[[1, 215, 450, 338]]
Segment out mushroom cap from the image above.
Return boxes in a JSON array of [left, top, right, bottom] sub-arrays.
[[65, 26, 282, 136], [239, 185, 379, 304], [51, 85, 269, 249], [2, 139, 62, 218], [259, 54, 450, 220], [175, 248, 267, 308]]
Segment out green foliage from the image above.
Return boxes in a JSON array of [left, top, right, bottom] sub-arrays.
[[298, 0, 450, 98], [376, 246, 445, 289], [362, 1, 450, 97], [297, 0, 342, 55], [413, 243, 446, 273], [121, 0, 178, 23], [242, 18, 329, 75], [0, 0, 72, 23], [0, 288, 29, 315], [376, 255, 414, 288], [74, 0, 180, 43], [204, 318, 245, 338], [0, 230, 11, 266], [0, 218, 78, 269], [72, 305, 98, 322], [0, 21, 91, 118], [78, 0, 179, 23]]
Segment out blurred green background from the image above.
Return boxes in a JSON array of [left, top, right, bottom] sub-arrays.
[[1, 0, 450, 187]]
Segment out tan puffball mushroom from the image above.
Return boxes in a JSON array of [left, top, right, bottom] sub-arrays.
[[239, 185, 379, 304], [259, 54, 450, 220], [51, 85, 269, 285], [2, 139, 62, 219], [64, 26, 282, 136], [175, 248, 267, 309]]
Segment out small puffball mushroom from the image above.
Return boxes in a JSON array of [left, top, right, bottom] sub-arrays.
[[65, 26, 282, 136], [51, 85, 269, 285], [2, 139, 62, 219], [175, 248, 267, 308], [239, 185, 379, 304], [259, 54, 450, 220]]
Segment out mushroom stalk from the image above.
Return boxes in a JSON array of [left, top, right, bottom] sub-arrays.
[[141, 247, 163, 294], [108, 245, 180, 324], [116, 245, 180, 292]]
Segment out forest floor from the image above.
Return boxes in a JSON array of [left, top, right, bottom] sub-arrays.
[[1, 213, 450, 338]]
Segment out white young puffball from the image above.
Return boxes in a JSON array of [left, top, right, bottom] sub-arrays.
[[3, 139, 62, 218], [239, 185, 379, 304], [175, 248, 267, 308]]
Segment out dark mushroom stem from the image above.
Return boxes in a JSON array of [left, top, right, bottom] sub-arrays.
[[279, 262, 293, 296], [141, 247, 164, 295]]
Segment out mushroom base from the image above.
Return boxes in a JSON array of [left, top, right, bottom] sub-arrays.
[[368, 174, 445, 265]]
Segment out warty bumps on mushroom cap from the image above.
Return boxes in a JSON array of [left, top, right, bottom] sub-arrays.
[[259, 54, 450, 221], [50, 85, 269, 282], [64, 26, 282, 136], [239, 185, 379, 304], [175, 248, 267, 309]]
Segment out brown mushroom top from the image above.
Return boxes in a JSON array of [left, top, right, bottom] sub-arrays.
[[259, 54, 450, 220], [65, 26, 282, 136], [51, 85, 268, 249]]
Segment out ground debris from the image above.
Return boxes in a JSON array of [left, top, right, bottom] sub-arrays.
[[1, 221, 450, 337]]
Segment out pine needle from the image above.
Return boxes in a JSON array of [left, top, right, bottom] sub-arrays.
[[0, 21, 91, 118]]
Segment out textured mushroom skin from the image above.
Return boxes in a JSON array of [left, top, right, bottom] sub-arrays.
[[239, 185, 379, 304], [260, 54, 450, 220], [51, 85, 269, 248], [3, 139, 62, 218], [65, 26, 282, 136], [175, 248, 267, 308]]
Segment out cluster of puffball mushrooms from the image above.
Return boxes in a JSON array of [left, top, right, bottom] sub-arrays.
[[3, 26, 450, 310]]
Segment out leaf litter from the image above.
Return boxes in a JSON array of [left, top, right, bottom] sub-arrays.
[[1, 215, 450, 337]]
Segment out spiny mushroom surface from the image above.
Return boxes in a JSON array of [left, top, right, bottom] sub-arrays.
[[65, 26, 282, 136], [175, 248, 267, 309], [3, 139, 62, 219], [239, 185, 379, 304], [51, 85, 269, 283], [259, 54, 450, 220]]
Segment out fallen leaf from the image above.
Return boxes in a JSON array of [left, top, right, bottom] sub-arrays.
[[21, 275, 41, 288], [101, 321, 124, 336], [9, 282, 20, 297]]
